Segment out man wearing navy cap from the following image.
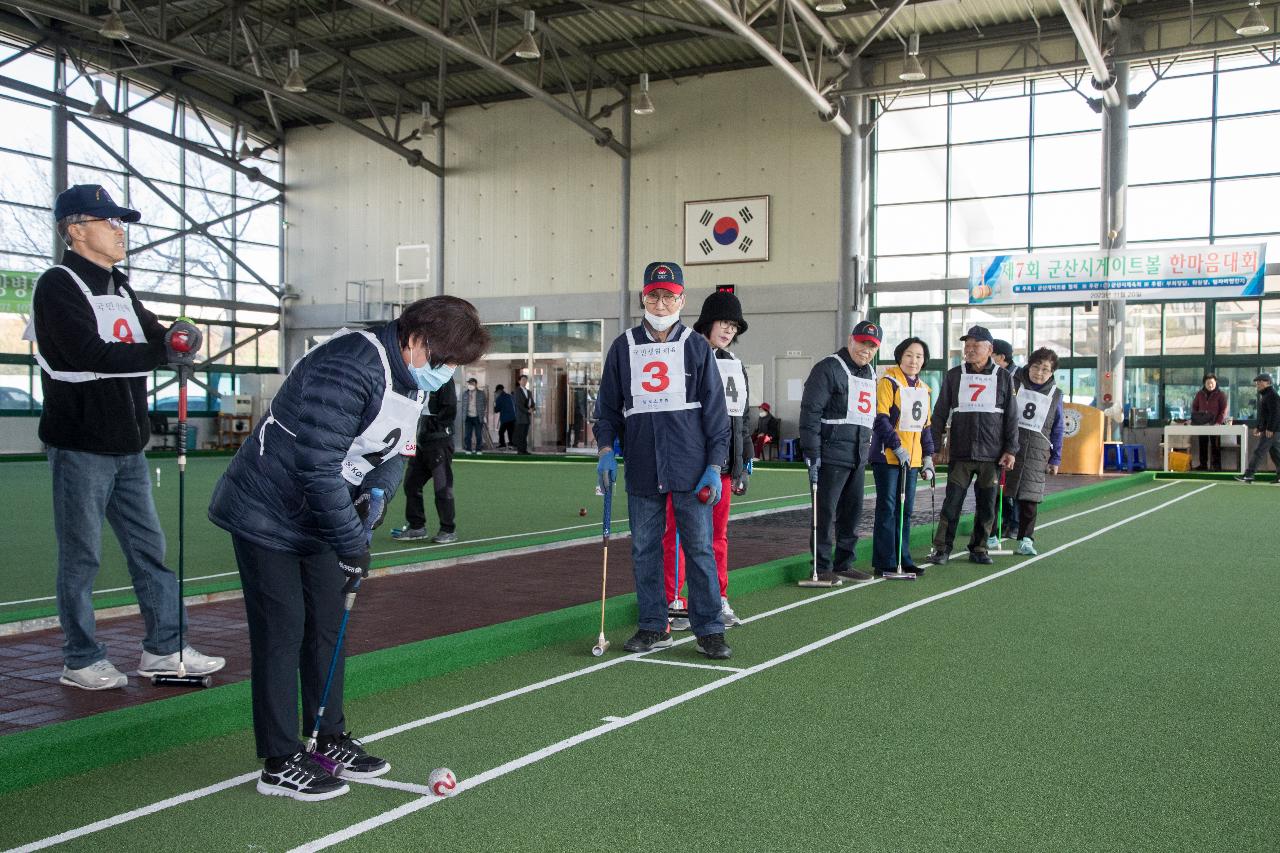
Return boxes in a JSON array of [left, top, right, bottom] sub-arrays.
[[927, 325, 1020, 565], [1236, 373, 1280, 483], [594, 262, 733, 659], [798, 319, 882, 583], [27, 184, 224, 689]]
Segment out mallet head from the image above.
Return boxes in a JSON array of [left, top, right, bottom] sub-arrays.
[[592, 635, 609, 657]]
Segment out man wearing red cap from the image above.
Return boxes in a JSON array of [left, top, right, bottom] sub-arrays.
[[594, 262, 733, 659], [799, 320, 883, 583]]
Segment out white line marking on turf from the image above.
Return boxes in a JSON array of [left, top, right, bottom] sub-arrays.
[[628, 657, 745, 674], [601, 716, 623, 722], [291, 482, 1217, 852], [3, 478, 1167, 851]]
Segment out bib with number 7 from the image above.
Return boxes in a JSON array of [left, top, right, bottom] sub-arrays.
[[626, 327, 699, 416], [957, 372, 999, 414]]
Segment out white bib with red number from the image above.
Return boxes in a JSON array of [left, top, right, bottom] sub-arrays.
[[820, 356, 876, 428], [717, 355, 747, 418], [23, 265, 150, 383], [625, 327, 699, 416], [1016, 386, 1052, 433], [895, 382, 930, 433], [957, 371, 1000, 414]]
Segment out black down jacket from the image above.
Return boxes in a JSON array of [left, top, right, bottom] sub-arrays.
[[208, 321, 412, 557], [931, 359, 1020, 463]]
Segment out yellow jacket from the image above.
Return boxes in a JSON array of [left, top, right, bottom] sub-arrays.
[[872, 365, 935, 467]]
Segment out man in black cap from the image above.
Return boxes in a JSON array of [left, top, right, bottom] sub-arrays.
[[1236, 373, 1280, 483], [27, 184, 224, 689], [799, 320, 882, 583], [927, 325, 1019, 565], [989, 337, 1018, 542]]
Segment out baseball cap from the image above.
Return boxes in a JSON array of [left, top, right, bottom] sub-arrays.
[[1254, 373, 1273, 383], [54, 184, 141, 223], [642, 261, 685, 296], [759, 402, 771, 412], [851, 320, 881, 345], [961, 325, 994, 344]]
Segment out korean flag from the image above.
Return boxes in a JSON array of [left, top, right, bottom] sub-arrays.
[[684, 196, 769, 265]]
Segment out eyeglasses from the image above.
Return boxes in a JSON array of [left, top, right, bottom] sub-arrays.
[[78, 217, 127, 230], [642, 293, 680, 306], [716, 321, 740, 333]]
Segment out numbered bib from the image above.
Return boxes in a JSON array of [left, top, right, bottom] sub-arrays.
[[897, 383, 929, 433], [342, 342, 423, 485], [23, 266, 150, 383], [957, 372, 999, 414], [1016, 387, 1052, 433], [627, 328, 693, 415], [819, 355, 876, 428], [718, 356, 747, 418]]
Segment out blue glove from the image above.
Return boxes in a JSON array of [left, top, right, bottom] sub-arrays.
[[596, 449, 617, 494], [696, 465, 722, 507], [805, 454, 821, 485]]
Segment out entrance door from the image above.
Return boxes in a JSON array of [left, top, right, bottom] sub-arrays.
[[772, 356, 814, 445]]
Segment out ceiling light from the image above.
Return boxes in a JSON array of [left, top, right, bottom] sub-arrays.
[[417, 101, 435, 139], [514, 10, 541, 60], [283, 48, 308, 94], [899, 32, 928, 82], [1236, 1, 1270, 36], [813, 0, 846, 13], [238, 130, 254, 159], [633, 72, 655, 115], [99, 0, 129, 39], [89, 82, 113, 119]]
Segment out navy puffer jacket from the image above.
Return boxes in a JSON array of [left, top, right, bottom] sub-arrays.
[[209, 321, 413, 557]]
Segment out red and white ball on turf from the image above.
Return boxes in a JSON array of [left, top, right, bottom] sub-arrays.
[[428, 767, 458, 797]]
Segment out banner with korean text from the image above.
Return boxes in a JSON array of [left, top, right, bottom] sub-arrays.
[[0, 271, 37, 314], [968, 244, 1266, 304]]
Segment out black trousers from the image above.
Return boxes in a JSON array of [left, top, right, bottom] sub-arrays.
[[1197, 435, 1222, 470], [1017, 500, 1041, 540], [1245, 433, 1280, 477], [514, 422, 531, 454], [498, 421, 514, 447], [404, 445, 455, 532], [933, 459, 999, 554], [233, 535, 347, 760], [815, 462, 867, 571]]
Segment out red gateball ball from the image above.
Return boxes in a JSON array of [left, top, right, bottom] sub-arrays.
[[697, 486, 712, 503], [579, 507, 587, 516]]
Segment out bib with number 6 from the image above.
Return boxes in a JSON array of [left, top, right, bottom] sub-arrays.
[[1015, 387, 1052, 433], [717, 356, 747, 417], [895, 382, 930, 433], [626, 327, 697, 416], [957, 372, 999, 414]]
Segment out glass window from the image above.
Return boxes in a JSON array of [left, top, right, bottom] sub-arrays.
[[1214, 114, 1280, 178], [1128, 72, 1213, 125], [1033, 87, 1099, 135], [876, 203, 946, 255], [950, 96, 1029, 144], [1262, 300, 1280, 353], [1071, 366, 1098, 407], [876, 148, 946, 204], [949, 196, 1028, 253], [874, 254, 946, 283], [1163, 301, 1206, 355], [1128, 122, 1212, 184], [1126, 302, 1162, 356], [1128, 183, 1211, 241], [1032, 133, 1101, 192], [875, 103, 947, 150], [0, 96, 52, 157], [1032, 191, 1100, 248], [1216, 300, 1259, 354], [875, 288, 945, 307], [912, 310, 944, 359], [485, 323, 529, 354], [1217, 66, 1280, 116], [1127, 366, 1162, 422], [1032, 305, 1071, 354], [950, 140, 1029, 198], [1214, 177, 1280, 236], [0, 203, 51, 258], [1218, 366, 1260, 422], [1162, 367, 1204, 421], [534, 321, 602, 353], [1072, 305, 1099, 357], [0, 150, 52, 208], [876, 312, 911, 360]]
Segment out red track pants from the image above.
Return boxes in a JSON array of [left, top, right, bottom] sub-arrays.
[[663, 474, 731, 605]]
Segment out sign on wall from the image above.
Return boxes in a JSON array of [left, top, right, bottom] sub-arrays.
[[0, 271, 37, 314], [684, 196, 769, 266], [969, 244, 1266, 304]]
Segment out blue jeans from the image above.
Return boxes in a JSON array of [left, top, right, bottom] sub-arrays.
[[628, 490, 723, 636], [871, 463, 918, 570], [48, 447, 182, 668], [463, 416, 483, 452]]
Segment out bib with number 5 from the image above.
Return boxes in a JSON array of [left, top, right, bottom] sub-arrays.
[[957, 372, 999, 414], [626, 327, 697, 416], [1015, 387, 1052, 433], [820, 355, 876, 429]]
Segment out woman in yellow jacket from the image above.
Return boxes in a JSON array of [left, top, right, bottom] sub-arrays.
[[870, 337, 937, 575]]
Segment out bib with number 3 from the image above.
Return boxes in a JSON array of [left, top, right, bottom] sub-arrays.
[[957, 372, 999, 414], [627, 329, 690, 415], [1016, 387, 1052, 433]]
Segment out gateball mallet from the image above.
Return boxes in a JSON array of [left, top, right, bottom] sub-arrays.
[[798, 460, 838, 588], [989, 468, 1013, 556], [305, 487, 386, 774], [152, 322, 213, 689], [882, 459, 917, 580], [591, 484, 613, 656]]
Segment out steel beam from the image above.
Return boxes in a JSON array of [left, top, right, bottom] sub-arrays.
[[1056, 0, 1123, 108]]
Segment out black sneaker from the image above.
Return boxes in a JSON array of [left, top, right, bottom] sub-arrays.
[[1235, 474, 1255, 483], [835, 568, 873, 582], [623, 629, 673, 652], [258, 751, 349, 801], [696, 633, 732, 660], [968, 551, 994, 565], [926, 550, 950, 565], [318, 732, 390, 779], [903, 565, 925, 577], [814, 571, 843, 585]]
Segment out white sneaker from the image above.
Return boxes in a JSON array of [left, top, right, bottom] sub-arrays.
[[138, 645, 226, 677], [720, 596, 742, 628], [1016, 537, 1038, 556], [986, 535, 1001, 550], [60, 659, 128, 690]]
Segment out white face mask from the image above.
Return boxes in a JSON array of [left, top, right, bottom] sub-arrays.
[[644, 310, 680, 332]]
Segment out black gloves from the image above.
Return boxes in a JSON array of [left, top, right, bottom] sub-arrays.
[[354, 491, 387, 530], [164, 319, 202, 367], [338, 550, 371, 593]]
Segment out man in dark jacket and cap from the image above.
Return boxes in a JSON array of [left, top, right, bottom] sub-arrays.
[[30, 183, 223, 690], [927, 325, 1019, 565], [663, 288, 752, 630], [799, 320, 882, 583], [209, 296, 488, 801], [1236, 373, 1280, 483], [391, 378, 459, 543]]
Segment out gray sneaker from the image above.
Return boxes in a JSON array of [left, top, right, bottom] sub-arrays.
[[432, 531, 458, 544], [60, 659, 128, 690], [669, 616, 692, 631], [391, 527, 429, 541], [719, 596, 742, 627], [139, 645, 226, 677]]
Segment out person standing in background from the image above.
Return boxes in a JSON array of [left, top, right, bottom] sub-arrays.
[[1191, 374, 1228, 471], [494, 384, 516, 449], [460, 377, 487, 456], [512, 374, 535, 455]]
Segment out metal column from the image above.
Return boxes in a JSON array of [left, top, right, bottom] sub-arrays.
[[51, 47, 68, 264], [618, 94, 632, 336], [435, 1, 448, 295], [1097, 20, 1131, 438], [837, 85, 866, 349]]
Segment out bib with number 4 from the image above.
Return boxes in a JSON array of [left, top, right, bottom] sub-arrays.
[[957, 372, 999, 414], [1015, 387, 1052, 433], [717, 356, 747, 417], [627, 328, 694, 415], [895, 381, 930, 433]]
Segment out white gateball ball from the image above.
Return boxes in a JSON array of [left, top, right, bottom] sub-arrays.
[[428, 767, 458, 797]]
